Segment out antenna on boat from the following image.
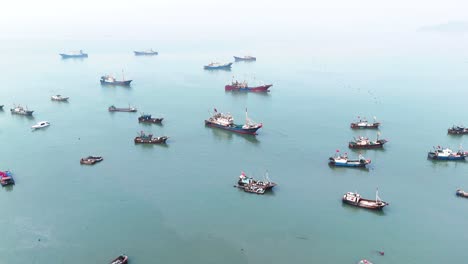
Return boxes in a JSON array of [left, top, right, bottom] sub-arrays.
[[122, 69, 125, 81], [377, 132, 381, 140]]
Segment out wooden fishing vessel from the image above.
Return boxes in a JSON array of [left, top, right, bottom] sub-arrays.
[[350, 116, 380, 129], [342, 189, 388, 210], [328, 151, 371, 168], [236, 171, 276, 195], [80, 156, 103, 165], [110, 255, 128, 264], [448, 125, 468, 135], [138, 114, 163, 124], [134, 131, 168, 144], [10, 105, 34, 116], [205, 108, 262, 135], [349, 133, 387, 149]]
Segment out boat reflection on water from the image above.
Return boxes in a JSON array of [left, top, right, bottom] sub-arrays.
[[225, 90, 271, 98], [208, 126, 260, 144]]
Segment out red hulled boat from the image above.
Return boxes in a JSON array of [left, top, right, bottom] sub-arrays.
[[225, 80, 272, 92]]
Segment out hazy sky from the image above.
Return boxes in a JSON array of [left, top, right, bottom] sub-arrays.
[[1, 0, 467, 40]]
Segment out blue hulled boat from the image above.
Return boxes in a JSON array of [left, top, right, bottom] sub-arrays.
[[204, 62, 233, 70], [427, 146, 466, 160], [0, 170, 14, 187], [59, 50, 88, 58], [205, 108, 262, 135], [329, 152, 371, 168]]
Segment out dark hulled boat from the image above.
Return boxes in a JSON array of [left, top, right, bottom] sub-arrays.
[[234, 56, 256, 61], [138, 114, 163, 124], [328, 152, 371, 168], [427, 146, 466, 161], [0, 105, 3, 110], [110, 255, 128, 264], [205, 108, 262, 135], [456, 189, 468, 198], [350, 117, 380, 129], [348, 134, 387, 149], [134, 49, 158, 56], [80, 156, 103, 165], [342, 190, 388, 210], [0, 170, 14, 187], [100, 75, 132, 86], [59, 50, 88, 58], [225, 80, 272, 92], [448, 125, 468, 135], [10, 105, 34, 116], [108, 105, 137, 112], [134, 131, 168, 144], [237, 171, 276, 195]]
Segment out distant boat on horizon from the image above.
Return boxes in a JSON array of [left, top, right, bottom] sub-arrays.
[[234, 55, 256, 61], [59, 50, 88, 59], [204, 62, 233, 70], [100, 71, 132, 86], [134, 49, 158, 56]]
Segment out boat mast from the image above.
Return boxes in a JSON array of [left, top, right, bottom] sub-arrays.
[[245, 108, 249, 125], [122, 69, 125, 81]]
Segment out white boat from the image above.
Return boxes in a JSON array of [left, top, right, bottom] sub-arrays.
[[32, 121, 50, 130], [51, 95, 69, 101], [358, 260, 373, 264]]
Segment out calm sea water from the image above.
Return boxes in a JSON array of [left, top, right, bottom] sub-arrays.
[[1, 35, 468, 263]]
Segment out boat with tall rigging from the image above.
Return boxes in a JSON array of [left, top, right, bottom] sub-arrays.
[[225, 80, 272, 92], [204, 62, 233, 70], [350, 116, 380, 129], [134, 49, 158, 56], [108, 105, 137, 112], [348, 133, 387, 149], [205, 108, 262, 135], [234, 55, 256, 61], [59, 50, 88, 58], [10, 105, 34, 116], [100, 71, 132, 86], [328, 151, 371, 168], [342, 189, 388, 210], [427, 146, 466, 160]]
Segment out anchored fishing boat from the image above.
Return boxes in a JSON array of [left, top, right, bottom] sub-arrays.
[[448, 125, 468, 135], [350, 116, 380, 129], [342, 189, 388, 210], [80, 156, 103, 165], [204, 62, 233, 70], [225, 80, 272, 92], [427, 146, 466, 160], [349, 133, 387, 149], [328, 151, 371, 168], [138, 114, 163, 124], [100, 71, 132, 86], [237, 171, 276, 189], [357, 260, 373, 264], [31, 121, 50, 130], [108, 105, 137, 112], [134, 131, 168, 144], [10, 105, 34, 116], [51, 95, 69, 102], [0, 170, 14, 187], [234, 55, 256, 61], [134, 49, 158, 56], [205, 108, 262, 135], [110, 255, 128, 264], [59, 50, 88, 58], [456, 189, 468, 198], [0, 105, 4, 110]]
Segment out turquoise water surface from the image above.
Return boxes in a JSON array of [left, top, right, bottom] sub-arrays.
[[1, 35, 468, 263]]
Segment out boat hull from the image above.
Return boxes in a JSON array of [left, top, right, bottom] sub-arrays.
[[329, 161, 368, 167], [427, 153, 466, 160], [456, 190, 468, 197], [134, 136, 168, 144], [100, 80, 132, 86], [350, 123, 380, 129], [138, 117, 163, 124], [342, 198, 387, 210], [134, 51, 158, 56], [225, 84, 272, 92], [205, 120, 261, 135], [448, 129, 468, 135], [234, 56, 256, 61], [348, 142, 386, 149], [59, 54, 88, 58], [204, 63, 233, 70], [10, 109, 34, 116]]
